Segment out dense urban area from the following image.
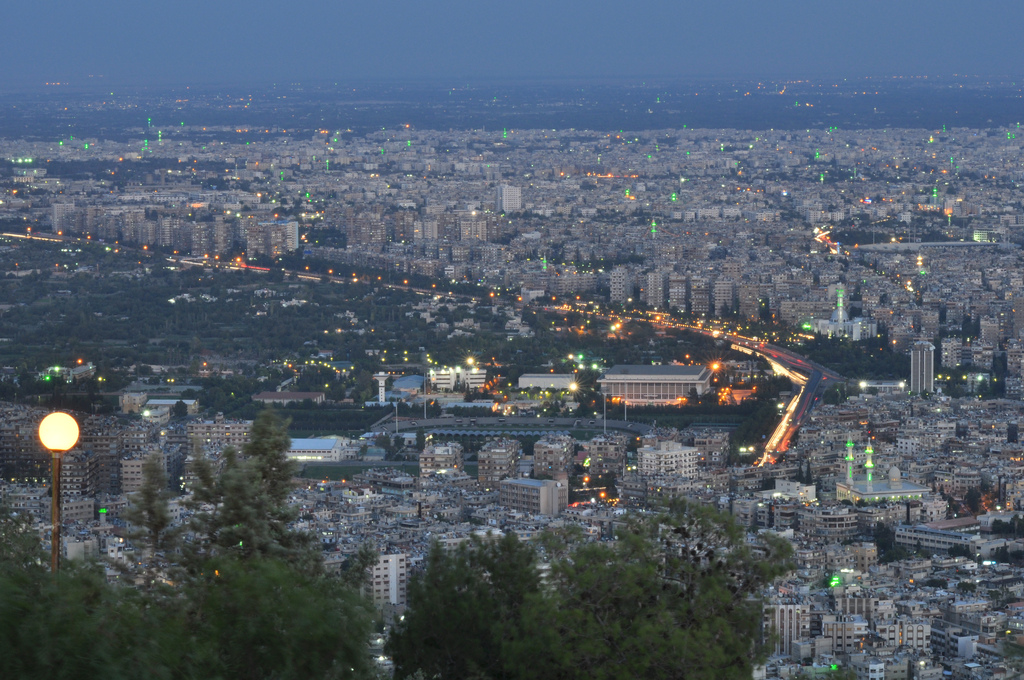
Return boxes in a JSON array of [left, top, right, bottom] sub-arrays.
[[6, 83, 1024, 678]]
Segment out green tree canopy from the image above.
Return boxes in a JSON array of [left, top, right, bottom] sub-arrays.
[[388, 500, 793, 680]]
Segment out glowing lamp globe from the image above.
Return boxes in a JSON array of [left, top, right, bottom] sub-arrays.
[[39, 413, 79, 452]]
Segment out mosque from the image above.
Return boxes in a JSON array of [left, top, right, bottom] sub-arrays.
[[835, 439, 929, 504], [811, 286, 878, 341]]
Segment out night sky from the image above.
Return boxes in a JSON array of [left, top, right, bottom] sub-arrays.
[[4, 0, 1024, 88]]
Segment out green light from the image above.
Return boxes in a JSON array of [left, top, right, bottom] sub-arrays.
[[671, 193, 677, 201], [84, 143, 88, 149], [407, 140, 411, 147], [829, 575, 841, 588], [99, 508, 107, 514], [305, 192, 310, 199], [503, 128, 507, 139], [801, 322, 813, 331]]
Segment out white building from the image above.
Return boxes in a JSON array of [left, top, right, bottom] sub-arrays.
[[517, 374, 575, 390], [637, 440, 699, 478], [287, 438, 354, 462], [366, 553, 408, 606], [496, 184, 522, 213], [429, 366, 486, 392], [599, 365, 712, 404]]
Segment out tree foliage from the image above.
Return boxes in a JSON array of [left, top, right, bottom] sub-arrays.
[[388, 500, 794, 680], [0, 409, 374, 680]]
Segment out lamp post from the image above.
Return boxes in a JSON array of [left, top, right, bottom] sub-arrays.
[[39, 412, 79, 573]]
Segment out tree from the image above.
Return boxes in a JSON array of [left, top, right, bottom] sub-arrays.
[[123, 454, 178, 589], [387, 532, 544, 680], [185, 409, 318, 574], [389, 500, 793, 680], [172, 399, 188, 418], [965, 487, 982, 515], [415, 428, 426, 452]]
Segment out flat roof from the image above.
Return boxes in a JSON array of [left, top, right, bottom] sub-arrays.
[[502, 478, 554, 488], [601, 365, 710, 378], [289, 439, 339, 450]]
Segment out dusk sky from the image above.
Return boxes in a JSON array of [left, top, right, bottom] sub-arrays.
[[4, 0, 1024, 88]]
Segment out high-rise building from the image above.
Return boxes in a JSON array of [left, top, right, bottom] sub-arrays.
[[496, 184, 522, 213], [52, 201, 78, 233], [689, 276, 711, 317], [668, 274, 688, 311], [910, 341, 935, 394], [609, 267, 632, 304], [643, 270, 669, 309]]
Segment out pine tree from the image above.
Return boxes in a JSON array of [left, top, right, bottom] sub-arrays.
[[123, 453, 178, 589], [184, 409, 318, 574]]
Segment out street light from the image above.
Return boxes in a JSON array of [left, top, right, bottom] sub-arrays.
[[39, 412, 79, 573]]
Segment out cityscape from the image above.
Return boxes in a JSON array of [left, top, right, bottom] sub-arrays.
[[5, 4, 1024, 679]]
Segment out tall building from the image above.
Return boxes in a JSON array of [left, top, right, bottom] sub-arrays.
[[668, 273, 688, 311], [910, 341, 935, 394], [644, 270, 669, 309], [532, 435, 574, 479], [478, 439, 521, 487], [609, 267, 632, 304], [940, 337, 963, 369], [366, 553, 408, 606], [52, 201, 79, 233], [496, 184, 522, 213], [689, 276, 712, 317]]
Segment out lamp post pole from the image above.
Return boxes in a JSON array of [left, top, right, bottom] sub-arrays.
[[50, 449, 61, 573], [39, 412, 80, 573]]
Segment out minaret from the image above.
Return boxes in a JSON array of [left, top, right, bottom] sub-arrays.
[[845, 438, 855, 486], [864, 442, 875, 494], [834, 286, 848, 324]]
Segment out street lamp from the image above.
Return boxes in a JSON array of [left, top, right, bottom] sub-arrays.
[[39, 412, 79, 573]]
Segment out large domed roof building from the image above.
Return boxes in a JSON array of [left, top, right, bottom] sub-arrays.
[[835, 440, 928, 504]]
